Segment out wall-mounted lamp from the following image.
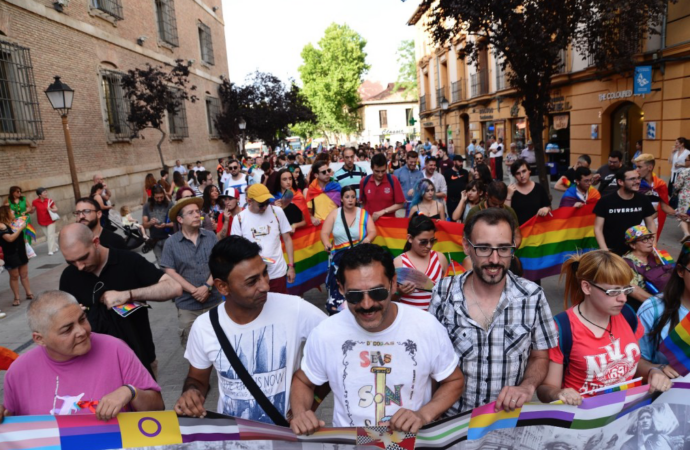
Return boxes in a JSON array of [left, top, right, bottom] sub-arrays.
[[212, 6, 219, 12], [136, 36, 147, 46]]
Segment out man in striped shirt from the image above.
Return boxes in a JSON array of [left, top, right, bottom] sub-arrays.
[[334, 147, 366, 199], [428, 208, 557, 415]]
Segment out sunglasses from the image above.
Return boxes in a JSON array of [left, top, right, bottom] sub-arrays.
[[417, 238, 437, 247], [319, 169, 332, 175], [258, 200, 270, 208], [344, 285, 391, 304], [230, 166, 239, 170], [588, 281, 634, 297]]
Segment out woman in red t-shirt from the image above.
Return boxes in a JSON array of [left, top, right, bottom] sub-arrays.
[[537, 250, 672, 405]]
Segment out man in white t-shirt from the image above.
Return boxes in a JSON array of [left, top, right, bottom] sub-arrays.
[[488, 137, 505, 181], [231, 184, 296, 293], [290, 244, 464, 435], [174, 236, 326, 424], [192, 161, 206, 172], [222, 159, 249, 206]]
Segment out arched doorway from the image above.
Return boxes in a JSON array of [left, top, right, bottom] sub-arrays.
[[610, 102, 643, 164]]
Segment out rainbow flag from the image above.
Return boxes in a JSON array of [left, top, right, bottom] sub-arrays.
[[285, 224, 329, 296], [558, 175, 571, 188], [660, 310, 690, 376], [25, 223, 37, 243], [516, 204, 598, 281], [655, 248, 674, 265], [583, 377, 643, 397], [445, 260, 467, 277]]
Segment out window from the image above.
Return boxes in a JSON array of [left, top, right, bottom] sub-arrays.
[[90, 0, 123, 20], [198, 22, 214, 65], [379, 110, 388, 128], [155, 0, 179, 47], [167, 89, 188, 140], [0, 41, 43, 141], [405, 108, 413, 126], [100, 70, 131, 140], [206, 97, 220, 138]]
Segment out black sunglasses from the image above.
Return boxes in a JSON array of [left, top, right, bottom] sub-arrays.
[[258, 200, 270, 208], [344, 284, 391, 304]]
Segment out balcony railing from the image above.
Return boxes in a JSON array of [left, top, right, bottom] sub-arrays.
[[495, 71, 506, 91], [436, 86, 450, 107], [471, 70, 489, 97], [420, 95, 427, 113], [451, 80, 463, 103]]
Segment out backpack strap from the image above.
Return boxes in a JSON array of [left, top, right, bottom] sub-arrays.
[[554, 311, 573, 373]]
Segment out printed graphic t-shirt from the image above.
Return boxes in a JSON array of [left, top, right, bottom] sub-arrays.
[[301, 303, 459, 427], [593, 192, 655, 255], [3, 333, 160, 416], [548, 308, 645, 394], [184, 294, 326, 424]]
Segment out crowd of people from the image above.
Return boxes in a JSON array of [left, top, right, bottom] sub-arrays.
[[2, 137, 690, 441]]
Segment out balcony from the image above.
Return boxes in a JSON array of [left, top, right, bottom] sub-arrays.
[[436, 86, 450, 108], [451, 80, 463, 103], [471, 70, 489, 97], [495, 71, 506, 91], [420, 95, 427, 113]]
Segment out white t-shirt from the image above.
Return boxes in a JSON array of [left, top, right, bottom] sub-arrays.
[[231, 206, 291, 279], [184, 295, 326, 423], [224, 174, 249, 206], [220, 171, 232, 187], [671, 149, 690, 178], [489, 142, 504, 158], [193, 166, 206, 172], [301, 303, 459, 427]]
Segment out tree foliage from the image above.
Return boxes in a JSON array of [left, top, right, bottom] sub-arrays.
[[393, 40, 418, 100], [298, 23, 370, 136], [215, 71, 315, 149], [121, 60, 197, 169], [418, 0, 671, 193]]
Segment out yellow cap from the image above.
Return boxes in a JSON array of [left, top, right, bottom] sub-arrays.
[[246, 184, 274, 203]]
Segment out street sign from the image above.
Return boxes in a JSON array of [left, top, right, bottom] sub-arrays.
[[634, 66, 652, 95]]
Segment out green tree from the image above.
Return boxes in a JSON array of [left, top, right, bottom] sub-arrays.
[[393, 40, 418, 100], [298, 23, 370, 137]]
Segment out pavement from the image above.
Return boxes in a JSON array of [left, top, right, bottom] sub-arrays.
[[0, 181, 684, 425]]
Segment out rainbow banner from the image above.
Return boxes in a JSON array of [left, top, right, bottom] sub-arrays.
[[660, 310, 690, 376], [516, 204, 598, 280]]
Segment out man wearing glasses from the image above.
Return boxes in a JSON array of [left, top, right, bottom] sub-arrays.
[[222, 159, 248, 206], [594, 166, 656, 256], [73, 198, 127, 250], [231, 184, 296, 294], [429, 209, 558, 415], [290, 244, 464, 435]]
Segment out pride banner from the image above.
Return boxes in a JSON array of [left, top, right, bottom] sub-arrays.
[[3, 381, 690, 450]]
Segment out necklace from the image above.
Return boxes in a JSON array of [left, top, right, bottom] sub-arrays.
[[468, 276, 496, 330], [577, 302, 614, 343]]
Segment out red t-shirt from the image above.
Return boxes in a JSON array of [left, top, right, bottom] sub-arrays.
[[359, 174, 405, 218], [549, 307, 645, 395], [32, 198, 54, 227]]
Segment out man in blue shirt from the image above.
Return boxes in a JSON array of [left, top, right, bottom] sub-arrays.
[[394, 151, 424, 214]]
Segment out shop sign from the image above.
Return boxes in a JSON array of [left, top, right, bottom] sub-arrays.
[[634, 66, 652, 95], [548, 95, 572, 112], [553, 115, 569, 130], [422, 122, 435, 127], [381, 129, 405, 135], [479, 107, 494, 120], [598, 90, 634, 101]]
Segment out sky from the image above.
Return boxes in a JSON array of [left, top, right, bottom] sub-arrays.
[[220, 0, 419, 87]]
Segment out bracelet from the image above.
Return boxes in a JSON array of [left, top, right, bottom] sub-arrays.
[[123, 384, 137, 402], [287, 263, 295, 267]]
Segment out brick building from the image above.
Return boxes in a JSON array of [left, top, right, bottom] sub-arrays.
[[0, 0, 231, 235]]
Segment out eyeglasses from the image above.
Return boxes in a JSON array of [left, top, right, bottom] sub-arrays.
[[344, 284, 391, 304], [466, 239, 515, 257], [230, 166, 239, 170], [633, 235, 654, 243], [680, 265, 690, 274], [588, 281, 634, 297], [74, 209, 96, 216], [319, 169, 332, 175], [417, 238, 437, 247], [181, 209, 201, 217], [625, 176, 641, 182]]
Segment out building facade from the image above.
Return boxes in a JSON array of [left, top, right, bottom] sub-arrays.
[[357, 82, 420, 145], [409, 1, 690, 177], [0, 0, 231, 234]]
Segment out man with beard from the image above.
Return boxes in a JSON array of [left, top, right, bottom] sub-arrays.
[[593, 151, 623, 197], [58, 223, 182, 377], [593, 166, 656, 255], [73, 198, 127, 250], [174, 236, 325, 424], [290, 244, 464, 434], [428, 209, 557, 414]]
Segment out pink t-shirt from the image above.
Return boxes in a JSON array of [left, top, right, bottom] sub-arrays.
[[549, 307, 645, 395], [3, 333, 160, 416]]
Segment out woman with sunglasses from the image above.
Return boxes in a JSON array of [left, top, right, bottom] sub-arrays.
[[637, 244, 690, 380], [622, 226, 675, 309], [537, 250, 670, 406], [321, 186, 376, 315], [408, 179, 446, 220], [393, 215, 448, 310]]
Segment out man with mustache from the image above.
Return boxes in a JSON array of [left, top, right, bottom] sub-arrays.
[[429, 209, 558, 414], [73, 197, 127, 250], [174, 236, 325, 424], [290, 244, 464, 435]]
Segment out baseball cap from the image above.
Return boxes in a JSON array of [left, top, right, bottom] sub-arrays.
[[625, 225, 654, 243], [453, 155, 465, 162], [246, 184, 274, 203], [223, 188, 240, 199]]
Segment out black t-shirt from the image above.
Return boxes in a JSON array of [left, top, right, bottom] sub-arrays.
[[99, 228, 127, 250], [439, 158, 454, 175], [59, 248, 164, 373], [511, 182, 551, 225], [283, 203, 303, 225], [593, 192, 656, 255], [445, 168, 470, 201], [563, 167, 576, 183], [597, 165, 619, 196]]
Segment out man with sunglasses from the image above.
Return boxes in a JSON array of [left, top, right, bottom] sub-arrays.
[[222, 159, 248, 206], [306, 160, 341, 226], [290, 244, 464, 435], [429, 208, 558, 415], [594, 166, 656, 256], [73, 197, 127, 250], [231, 184, 296, 294]]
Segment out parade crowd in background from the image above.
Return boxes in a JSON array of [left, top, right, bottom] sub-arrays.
[[2, 136, 690, 443]]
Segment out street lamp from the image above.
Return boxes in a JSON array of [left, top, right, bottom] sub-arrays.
[[439, 96, 449, 145], [45, 76, 81, 200], [238, 117, 246, 156]]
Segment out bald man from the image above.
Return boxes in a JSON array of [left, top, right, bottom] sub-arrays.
[[0, 291, 163, 423], [58, 223, 182, 377]]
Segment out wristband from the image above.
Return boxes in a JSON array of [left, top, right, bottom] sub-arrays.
[[204, 283, 212, 291], [123, 384, 137, 402], [287, 263, 295, 267]]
